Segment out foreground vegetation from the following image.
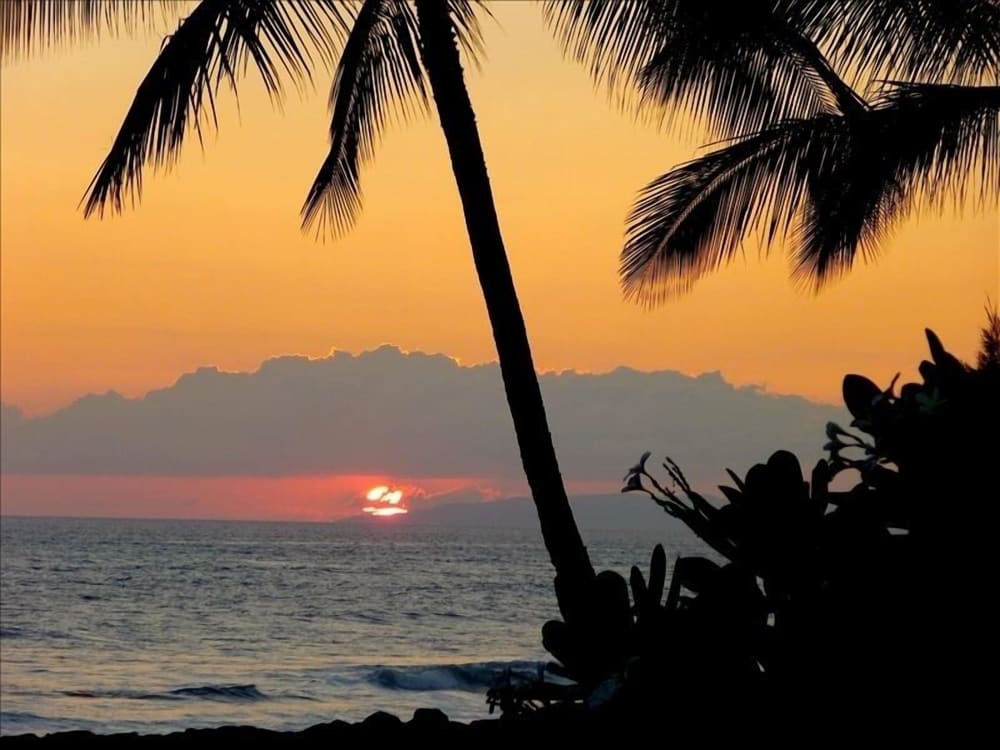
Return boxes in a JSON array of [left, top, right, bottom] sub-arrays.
[[492, 312, 999, 723]]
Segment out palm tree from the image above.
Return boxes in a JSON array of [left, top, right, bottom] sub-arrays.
[[1, 0, 595, 605], [545, 0, 1000, 304]]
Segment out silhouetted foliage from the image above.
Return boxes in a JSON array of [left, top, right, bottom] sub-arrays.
[[978, 301, 1000, 371], [546, 1, 1000, 301], [516, 325, 998, 724]]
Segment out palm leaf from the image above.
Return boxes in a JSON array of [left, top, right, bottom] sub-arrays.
[[544, 0, 835, 137], [791, 0, 1000, 88], [301, 0, 425, 237], [621, 117, 824, 302], [302, 0, 492, 236], [637, 4, 835, 135], [448, 0, 489, 67], [797, 83, 1000, 282], [0, 0, 181, 62], [543, 0, 669, 94], [622, 84, 1000, 302], [301, 0, 486, 237], [83, 0, 350, 217]]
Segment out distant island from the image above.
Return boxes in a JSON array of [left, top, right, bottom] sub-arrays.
[[341, 493, 710, 534]]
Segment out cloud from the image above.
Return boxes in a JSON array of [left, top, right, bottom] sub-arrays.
[[0, 345, 847, 488]]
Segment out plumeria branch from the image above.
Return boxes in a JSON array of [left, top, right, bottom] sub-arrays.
[[822, 418, 902, 481], [623, 452, 737, 560]]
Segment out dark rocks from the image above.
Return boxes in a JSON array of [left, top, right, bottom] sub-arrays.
[[359, 710, 402, 730], [1, 710, 489, 747], [410, 707, 450, 729]]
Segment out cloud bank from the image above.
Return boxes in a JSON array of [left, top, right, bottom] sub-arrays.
[[1, 345, 846, 488]]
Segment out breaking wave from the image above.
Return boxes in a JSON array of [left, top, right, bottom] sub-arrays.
[[368, 661, 543, 692]]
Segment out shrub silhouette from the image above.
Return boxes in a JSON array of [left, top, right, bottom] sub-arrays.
[[508, 325, 998, 724]]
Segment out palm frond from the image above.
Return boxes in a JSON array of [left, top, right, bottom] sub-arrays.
[[448, 0, 489, 69], [83, 0, 351, 217], [790, 0, 1000, 87], [636, 3, 835, 135], [797, 83, 1000, 281], [544, 0, 832, 137], [621, 118, 825, 303], [623, 83, 1000, 303], [301, 0, 431, 237], [543, 0, 670, 94], [0, 0, 182, 63]]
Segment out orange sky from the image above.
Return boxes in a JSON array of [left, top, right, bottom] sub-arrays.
[[1, 3, 998, 418]]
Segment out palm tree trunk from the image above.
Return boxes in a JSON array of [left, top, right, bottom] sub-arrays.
[[413, 0, 595, 610]]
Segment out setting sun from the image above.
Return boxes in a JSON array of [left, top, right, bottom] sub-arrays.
[[362, 486, 409, 517]]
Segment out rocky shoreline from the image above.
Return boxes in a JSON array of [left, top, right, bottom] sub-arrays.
[[2, 699, 976, 746], [0, 706, 615, 747]]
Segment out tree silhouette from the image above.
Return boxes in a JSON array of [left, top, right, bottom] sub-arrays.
[[977, 301, 1000, 370], [546, 0, 1000, 303], [0, 0, 595, 604]]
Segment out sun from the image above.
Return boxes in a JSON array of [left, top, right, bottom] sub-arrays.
[[366, 485, 390, 501], [362, 485, 409, 517]]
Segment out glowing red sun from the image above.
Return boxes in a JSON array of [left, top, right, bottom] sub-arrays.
[[362, 485, 409, 517]]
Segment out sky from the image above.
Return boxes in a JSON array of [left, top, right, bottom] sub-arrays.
[[1, 346, 846, 520], [0, 3, 997, 519]]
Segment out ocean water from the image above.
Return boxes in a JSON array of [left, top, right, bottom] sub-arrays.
[[0, 516, 707, 736]]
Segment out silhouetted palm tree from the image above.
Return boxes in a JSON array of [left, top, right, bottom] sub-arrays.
[[1, 0, 595, 601], [546, 0, 1000, 303]]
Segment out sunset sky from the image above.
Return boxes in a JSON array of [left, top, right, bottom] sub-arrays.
[[1, 3, 997, 519]]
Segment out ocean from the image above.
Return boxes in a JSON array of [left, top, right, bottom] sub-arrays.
[[0, 516, 708, 736]]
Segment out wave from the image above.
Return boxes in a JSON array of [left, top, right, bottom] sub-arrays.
[[169, 685, 268, 701], [0, 711, 106, 735], [1, 711, 47, 725], [2, 626, 76, 640], [368, 661, 543, 693], [62, 684, 269, 702]]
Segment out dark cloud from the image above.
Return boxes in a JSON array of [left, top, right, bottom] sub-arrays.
[[0, 345, 847, 487]]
